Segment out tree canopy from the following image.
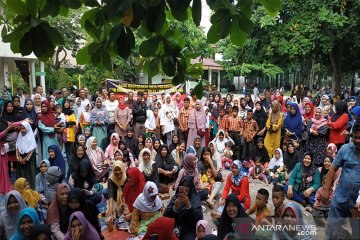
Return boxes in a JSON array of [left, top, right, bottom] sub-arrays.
[[1, 0, 281, 92]]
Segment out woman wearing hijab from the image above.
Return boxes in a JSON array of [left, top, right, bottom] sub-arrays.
[[0, 119, 15, 194], [145, 109, 156, 139], [264, 100, 283, 158], [14, 177, 41, 209], [143, 216, 178, 240], [0, 191, 27, 239], [67, 188, 102, 239], [106, 161, 129, 221], [10, 207, 40, 240], [155, 145, 178, 185], [188, 100, 207, 148], [249, 137, 270, 170], [13, 96, 24, 119], [217, 194, 255, 240], [48, 145, 66, 181], [245, 93, 254, 109], [16, 121, 37, 189], [174, 153, 201, 191], [105, 132, 120, 159], [283, 142, 302, 175], [70, 144, 89, 177], [272, 202, 312, 240], [304, 107, 329, 166], [62, 99, 77, 173], [328, 101, 349, 149], [208, 142, 221, 171], [283, 102, 303, 142], [35, 159, 50, 196], [47, 184, 71, 240], [64, 211, 100, 240], [38, 100, 59, 159], [123, 168, 146, 214], [253, 102, 268, 141], [145, 137, 158, 161], [130, 182, 163, 236], [79, 102, 91, 133], [173, 92, 183, 110], [302, 101, 314, 122], [221, 160, 251, 210], [32, 94, 42, 113], [319, 94, 331, 115], [285, 152, 321, 207], [168, 134, 179, 153], [266, 148, 284, 184], [114, 96, 131, 137], [90, 97, 109, 145], [45, 166, 61, 204], [195, 220, 211, 240], [86, 136, 110, 180], [164, 175, 204, 240], [23, 99, 38, 129], [319, 155, 342, 192], [69, 158, 102, 205], [31, 224, 52, 240]]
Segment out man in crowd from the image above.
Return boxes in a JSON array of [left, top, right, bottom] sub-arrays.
[[132, 91, 147, 137]]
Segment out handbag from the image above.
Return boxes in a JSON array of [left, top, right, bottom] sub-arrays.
[[194, 115, 205, 137]]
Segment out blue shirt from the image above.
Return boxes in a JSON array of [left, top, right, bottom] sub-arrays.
[[332, 143, 360, 208]]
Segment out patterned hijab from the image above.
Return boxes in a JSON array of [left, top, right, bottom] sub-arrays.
[[231, 160, 243, 186]]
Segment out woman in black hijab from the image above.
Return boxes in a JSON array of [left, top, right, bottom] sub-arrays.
[[23, 99, 38, 129], [156, 145, 178, 184], [69, 158, 102, 205], [164, 175, 203, 240], [328, 100, 349, 150], [68, 188, 103, 239], [249, 137, 270, 168], [217, 194, 255, 240], [68, 144, 89, 178], [283, 142, 302, 174], [253, 102, 268, 140], [12, 96, 25, 120]]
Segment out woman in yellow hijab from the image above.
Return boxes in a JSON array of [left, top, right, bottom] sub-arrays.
[[106, 161, 128, 222], [14, 177, 41, 208]]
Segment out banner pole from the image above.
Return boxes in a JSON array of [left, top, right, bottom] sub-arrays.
[[78, 75, 81, 89]]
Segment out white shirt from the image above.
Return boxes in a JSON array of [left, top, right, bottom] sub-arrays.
[[253, 87, 259, 99], [160, 105, 175, 134], [77, 98, 90, 117], [103, 99, 119, 124]]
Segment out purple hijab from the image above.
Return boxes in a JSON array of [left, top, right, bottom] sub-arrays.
[[64, 211, 100, 240]]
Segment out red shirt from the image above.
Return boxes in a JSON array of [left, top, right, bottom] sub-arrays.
[[222, 175, 251, 210], [328, 114, 348, 144]]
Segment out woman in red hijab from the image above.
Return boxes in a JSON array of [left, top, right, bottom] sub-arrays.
[[123, 167, 146, 213], [143, 217, 178, 240], [38, 100, 59, 159], [276, 95, 287, 113], [303, 102, 314, 121]]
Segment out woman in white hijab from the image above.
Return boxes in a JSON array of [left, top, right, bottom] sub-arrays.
[[145, 109, 156, 139], [16, 121, 37, 189], [130, 181, 163, 237], [0, 190, 27, 239]]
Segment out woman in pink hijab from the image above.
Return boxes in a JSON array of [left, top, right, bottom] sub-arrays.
[[173, 92, 183, 110], [187, 100, 207, 148], [105, 132, 120, 159], [195, 220, 211, 240]]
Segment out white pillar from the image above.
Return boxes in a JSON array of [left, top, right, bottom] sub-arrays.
[[217, 70, 221, 92], [208, 69, 212, 86], [30, 60, 36, 93], [40, 61, 46, 96], [3, 60, 9, 87]]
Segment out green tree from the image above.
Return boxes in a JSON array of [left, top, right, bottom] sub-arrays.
[[1, 0, 281, 92]]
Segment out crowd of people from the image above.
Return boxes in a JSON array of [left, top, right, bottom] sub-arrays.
[[0, 84, 359, 240]]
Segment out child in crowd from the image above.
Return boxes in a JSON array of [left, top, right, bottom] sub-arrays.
[[242, 109, 259, 159], [84, 127, 92, 143], [241, 158, 251, 177], [55, 104, 65, 150], [145, 109, 156, 138], [221, 142, 234, 170], [252, 157, 269, 185], [218, 108, 229, 133], [227, 106, 244, 159], [212, 130, 234, 157], [201, 168, 216, 205], [196, 220, 211, 240], [35, 160, 50, 199], [266, 148, 285, 184], [77, 135, 86, 148], [308, 175, 334, 226], [246, 188, 271, 226], [255, 185, 286, 239], [79, 103, 92, 132]]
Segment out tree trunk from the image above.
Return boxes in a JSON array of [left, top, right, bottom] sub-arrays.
[[329, 42, 343, 96]]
